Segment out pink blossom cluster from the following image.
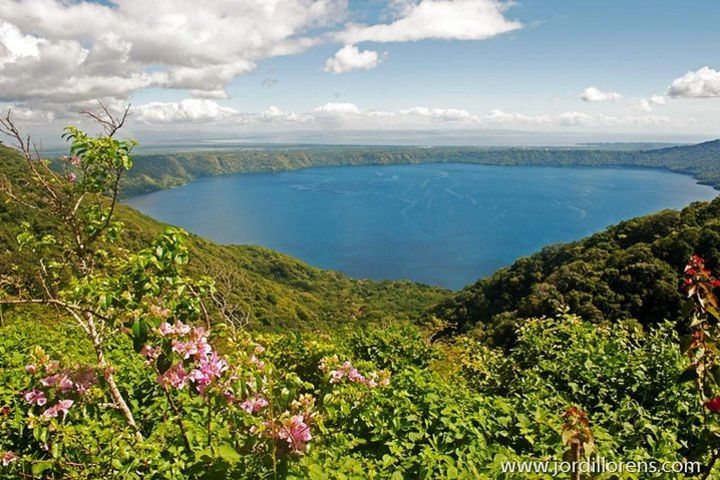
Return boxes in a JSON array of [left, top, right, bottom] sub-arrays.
[[240, 394, 269, 414], [319, 356, 390, 388], [154, 321, 228, 394], [276, 415, 312, 454], [23, 355, 96, 420]]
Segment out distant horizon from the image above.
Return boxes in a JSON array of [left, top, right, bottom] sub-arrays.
[[31, 129, 717, 155]]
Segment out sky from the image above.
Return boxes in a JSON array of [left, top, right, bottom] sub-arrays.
[[1, 0, 719, 147]]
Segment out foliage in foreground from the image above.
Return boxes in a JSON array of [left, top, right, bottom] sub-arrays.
[[0, 310, 708, 479]]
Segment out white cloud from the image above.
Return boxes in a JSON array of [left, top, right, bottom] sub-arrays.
[[324, 45, 384, 73], [668, 66, 720, 98], [129, 98, 674, 132], [338, 0, 521, 43], [132, 99, 240, 124], [474, 109, 672, 128], [639, 94, 666, 112], [0, 0, 347, 113], [399, 106, 474, 121], [313, 102, 363, 114], [579, 87, 623, 102]]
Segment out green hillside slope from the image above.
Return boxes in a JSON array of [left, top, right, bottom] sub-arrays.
[[0, 144, 447, 330]]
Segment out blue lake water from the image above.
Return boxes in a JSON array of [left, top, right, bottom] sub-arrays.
[[126, 164, 718, 289]]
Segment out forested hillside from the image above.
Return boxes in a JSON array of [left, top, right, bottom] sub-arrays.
[[430, 197, 720, 345], [0, 144, 447, 331], [122, 140, 720, 197]]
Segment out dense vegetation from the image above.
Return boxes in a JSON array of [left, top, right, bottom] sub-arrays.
[[430, 197, 720, 346], [2, 119, 720, 478], [122, 140, 720, 197]]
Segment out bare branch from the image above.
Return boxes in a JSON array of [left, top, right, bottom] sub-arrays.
[[80, 101, 130, 137]]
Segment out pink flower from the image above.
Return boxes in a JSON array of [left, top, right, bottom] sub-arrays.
[[158, 322, 173, 336], [347, 368, 365, 383], [40, 374, 60, 387], [189, 352, 228, 394], [254, 345, 265, 355], [278, 415, 312, 454], [172, 340, 199, 359], [25, 364, 37, 374], [240, 395, 268, 414], [23, 389, 47, 406], [70, 156, 81, 166], [1, 451, 17, 466], [58, 374, 74, 393], [158, 363, 189, 390], [329, 370, 343, 383], [42, 399, 74, 418], [139, 345, 159, 362], [66, 172, 77, 183]]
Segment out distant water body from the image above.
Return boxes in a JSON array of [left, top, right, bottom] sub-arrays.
[[126, 164, 717, 289]]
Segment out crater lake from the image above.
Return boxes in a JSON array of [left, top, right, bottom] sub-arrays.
[[126, 164, 718, 289]]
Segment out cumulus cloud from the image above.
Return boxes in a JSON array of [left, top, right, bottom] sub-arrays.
[[313, 102, 363, 114], [129, 98, 674, 132], [484, 109, 672, 128], [0, 0, 346, 114], [324, 45, 384, 73], [338, 0, 521, 43], [639, 94, 666, 112], [668, 66, 720, 98], [132, 99, 240, 124], [579, 87, 623, 102]]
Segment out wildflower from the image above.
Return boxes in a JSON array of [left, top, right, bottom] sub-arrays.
[[277, 415, 312, 454], [1, 406, 9, 416], [158, 322, 174, 336], [189, 352, 228, 394], [172, 340, 199, 359], [159, 363, 189, 390], [240, 395, 269, 414], [139, 345, 160, 363], [58, 374, 74, 393], [23, 389, 47, 406], [1, 451, 17, 466], [347, 368, 365, 383], [329, 370, 343, 383], [25, 364, 37, 374], [705, 397, 720, 414], [40, 374, 60, 387], [42, 399, 74, 418], [66, 172, 77, 183], [70, 155, 81, 166]]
